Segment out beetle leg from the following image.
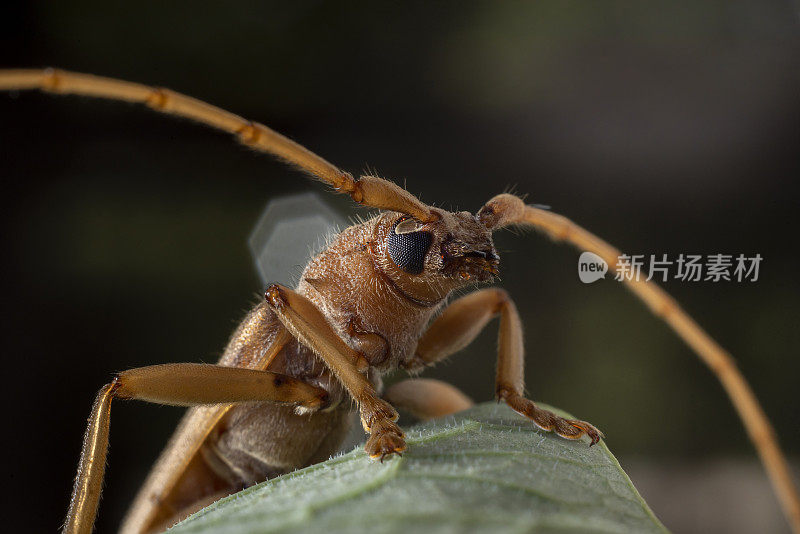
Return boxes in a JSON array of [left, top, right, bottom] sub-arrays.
[[383, 378, 473, 421], [263, 283, 406, 460], [411, 287, 603, 445], [64, 364, 327, 534]]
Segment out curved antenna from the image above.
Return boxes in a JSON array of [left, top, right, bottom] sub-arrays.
[[0, 68, 436, 222], [478, 193, 800, 534]]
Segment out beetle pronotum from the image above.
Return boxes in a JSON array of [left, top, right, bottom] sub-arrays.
[[1, 69, 797, 534]]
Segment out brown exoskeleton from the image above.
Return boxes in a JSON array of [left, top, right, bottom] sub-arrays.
[[0, 69, 797, 534]]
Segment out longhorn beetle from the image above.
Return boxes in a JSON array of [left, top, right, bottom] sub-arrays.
[[1, 69, 797, 534]]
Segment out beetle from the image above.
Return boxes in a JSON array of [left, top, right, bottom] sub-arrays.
[[0, 69, 797, 534]]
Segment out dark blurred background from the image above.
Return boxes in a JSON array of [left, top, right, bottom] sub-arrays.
[[1, 2, 798, 533]]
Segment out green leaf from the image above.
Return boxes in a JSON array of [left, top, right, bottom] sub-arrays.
[[169, 402, 667, 534]]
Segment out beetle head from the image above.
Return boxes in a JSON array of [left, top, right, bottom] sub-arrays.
[[373, 209, 499, 305]]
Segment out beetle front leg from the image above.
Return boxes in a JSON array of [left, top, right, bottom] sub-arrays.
[[412, 287, 602, 445], [264, 283, 405, 459], [359, 396, 406, 460]]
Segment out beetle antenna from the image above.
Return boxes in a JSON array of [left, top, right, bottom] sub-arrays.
[[0, 68, 438, 222], [477, 193, 800, 533]]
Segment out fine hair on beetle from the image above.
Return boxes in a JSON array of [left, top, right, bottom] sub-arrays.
[[0, 68, 797, 534]]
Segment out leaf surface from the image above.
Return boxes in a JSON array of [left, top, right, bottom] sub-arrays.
[[169, 402, 667, 534]]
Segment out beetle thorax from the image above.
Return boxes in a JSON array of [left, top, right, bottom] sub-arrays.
[[296, 209, 499, 372]]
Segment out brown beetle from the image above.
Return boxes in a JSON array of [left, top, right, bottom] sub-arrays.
[[0, 69, 796, 534]]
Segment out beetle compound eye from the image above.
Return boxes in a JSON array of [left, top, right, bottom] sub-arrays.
[[388, 219, 433, 275]]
